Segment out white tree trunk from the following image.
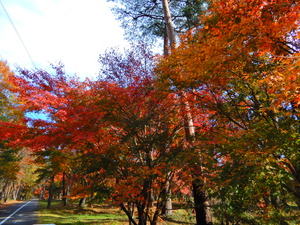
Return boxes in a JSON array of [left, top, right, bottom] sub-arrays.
[[162, 0, 176, 50]]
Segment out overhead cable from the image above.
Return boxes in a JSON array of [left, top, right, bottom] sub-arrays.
[[0, 0, 37, 68]]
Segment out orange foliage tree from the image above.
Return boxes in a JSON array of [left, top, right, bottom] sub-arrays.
[[156, 0, 300, 223]]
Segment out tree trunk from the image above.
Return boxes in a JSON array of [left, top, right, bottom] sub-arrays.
[[12, 183, 20, 201], [12, 187, 18, 201], [162, 177, 172, 216], [137, 203, 147, 225], [137, 178, 153, 225], [161, 0, 176, 50], [165, 195, 172, 216], [193, 178, 213, 225], [163, 25, 169, 56], [78, 197, 86, 207], [181, 92, 212, 225], [161, 1, 176, 215], [40, 180, 46, 200], [3, 181, 12, 202], [62, 172, 67, 206], [47, 175, 55, 209], [120, 203, 138, 225], [0, 182, 6, 202], [161, 1, 213, 223]]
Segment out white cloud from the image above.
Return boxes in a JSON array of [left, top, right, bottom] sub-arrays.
[[0, 0, 127, 79]]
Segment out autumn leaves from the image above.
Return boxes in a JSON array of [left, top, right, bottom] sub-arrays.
[[0, 0, 300, 224]]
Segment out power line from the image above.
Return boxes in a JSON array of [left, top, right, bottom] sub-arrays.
[[0, 0, 37, 68]]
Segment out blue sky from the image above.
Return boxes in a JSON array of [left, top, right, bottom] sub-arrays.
[[0, 0, 127, 79]]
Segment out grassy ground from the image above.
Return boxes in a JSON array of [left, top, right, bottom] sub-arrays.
[[38, 200, 195, 225], [38, 200, 128, 225]]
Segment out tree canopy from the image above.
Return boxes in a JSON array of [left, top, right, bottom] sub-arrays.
[[0, 0, 300, 224]]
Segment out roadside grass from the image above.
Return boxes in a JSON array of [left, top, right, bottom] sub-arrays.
[[38, 200, 195, 225], [38, 200, 128, 225]]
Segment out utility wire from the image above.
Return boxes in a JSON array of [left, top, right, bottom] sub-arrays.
[[0, 1, 41, 121], [0, 0, 37, 68]]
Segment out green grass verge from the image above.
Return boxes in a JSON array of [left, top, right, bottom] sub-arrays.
[[38, 200, 128, 225], [37, 200, 196, 225]]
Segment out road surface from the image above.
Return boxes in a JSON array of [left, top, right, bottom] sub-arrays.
[[0, 199, 38, 225]]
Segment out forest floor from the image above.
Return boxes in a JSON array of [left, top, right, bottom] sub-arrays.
[[38, 200, 195, 225]]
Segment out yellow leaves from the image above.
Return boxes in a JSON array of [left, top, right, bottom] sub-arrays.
[[0, 61, 14, 78], [0, 61, 25, 123], [0, 61, 13, 92], [264, 58, 300, 108]]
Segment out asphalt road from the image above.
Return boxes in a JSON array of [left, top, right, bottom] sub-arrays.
[[0, 199, 38, 225]]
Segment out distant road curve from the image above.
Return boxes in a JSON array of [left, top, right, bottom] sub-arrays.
[[0, 199, 38, 225]]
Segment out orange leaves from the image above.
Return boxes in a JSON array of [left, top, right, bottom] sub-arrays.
[[157, 0, 300, 115], [156, 0, 300, 210], [262, 53, 300, 109]]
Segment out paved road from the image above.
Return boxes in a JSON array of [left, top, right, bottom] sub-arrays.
[[0, 199, 38, 225]]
